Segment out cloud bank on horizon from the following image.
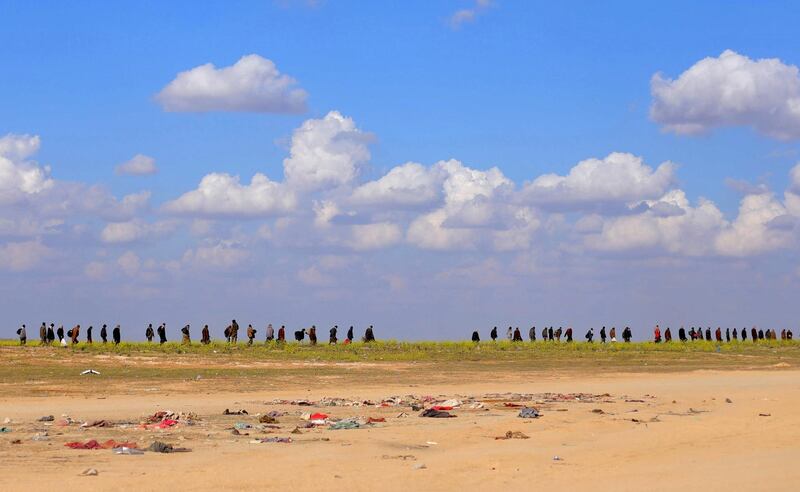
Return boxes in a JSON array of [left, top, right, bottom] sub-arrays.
[[2, 44, 800, 338]]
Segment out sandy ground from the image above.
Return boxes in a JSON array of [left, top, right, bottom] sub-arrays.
[[1, 363, 798, 491]]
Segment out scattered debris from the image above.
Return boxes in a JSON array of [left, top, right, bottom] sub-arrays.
[[725, 398, 733, 404], [223, 409, 248, 415], [495, 431, 529, 440], [147, 441, 191, 453], [0, 427, 11, 433], [382, 454, 416, 460], [592, 409, 604, 414], [518, 407, 540, 419], [11, 439, 21, 444], [553, 456, 563, 461], [113, 447, 144, 455], [413, 463, 427, 470], [38, 415, 55, 422], [81, 420, 113, 428], [234, 422, 252, 430], [31, 432, 49, 441], [251, 437, 292, 444], [420, 408, 456, 418], [80, 369, 100, 376], [66, 439, 137, 450], [759, 413, 771, 417], [80, 468, 98, 476], [258, 414, 278, 424]]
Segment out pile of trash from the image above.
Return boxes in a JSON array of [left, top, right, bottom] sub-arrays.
[[140, 410, 198, 430]]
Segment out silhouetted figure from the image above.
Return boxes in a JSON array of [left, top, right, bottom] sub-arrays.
[[330, 325, 338, 344], [751, 327, 758, 341], [86, 326, 93, 344], [758, 329, 764, 340], [600, 326, 607, 343], [201, 325, 210, 344], [471, 331, 480, 342], [622, 326, 632, 343], [529, 326, 536, 342], [733, 328, 738, 340], [741, 328, 747, 341], [17, 325, 26, 345], [56, 325, 64, 343], [113, 325, 121, 345], [347, 326, 354, 342], [513, 327, 522, 342], [47, 324, 55, 344], [781, 329, 787, 340], [555, 327, 562, 341], [490, 326, 498, 341], [705, 328, 711, 341], [182, 324, 191, 344], [70, 325, 80, 344], [157, 323, 167, 344], [725, 328, 730, 342], [679, 327, 687, 342], [664, 327, 672, 342], [247, 324, 256, 345], [100, 324, 108, 344], [278, 325, 286, 342], [788, 330, 793, 340], [565, 327, 573, 342], [294, 329, 306, 342], [548, 327, 554, 341], [39, 323, 47, 345], [145, 324, 154, 342], [266, 324, 274, 342], [230, 320, 239, 344], [715, 327, 722, 342], [364, 325, 375, 342], [541, 326, 547, 340], [309, 326, 317, 345], [585, 328, 594, 343]]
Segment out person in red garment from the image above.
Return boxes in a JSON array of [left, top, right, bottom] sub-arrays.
[[653, 325, 662, 343]]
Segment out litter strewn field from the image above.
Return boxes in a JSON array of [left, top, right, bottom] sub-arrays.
[[1, 348, 799, 491]]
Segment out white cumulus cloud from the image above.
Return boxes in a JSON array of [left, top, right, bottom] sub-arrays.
[[0, 240, 54, 272], [651, 50, 800, 139], [0, 134, 54, 202], [156, 54, 308, 113], [115, 154, 157, 176], [163, 173, 296, 217]]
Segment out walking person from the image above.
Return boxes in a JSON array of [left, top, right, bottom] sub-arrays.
[[201, 325, 211, 344], [157, 323, 167, 344], [182, 324, 191, 344], [17, 324, 27, 345], [265, 323, 274, 342], [247, 324, 256, 345], [113, 324, 121, 345], [100, 324, 108, 344], [329, 325, 338, 344]]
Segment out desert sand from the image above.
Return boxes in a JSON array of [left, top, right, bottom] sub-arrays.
[[0, 352, 798, 491]]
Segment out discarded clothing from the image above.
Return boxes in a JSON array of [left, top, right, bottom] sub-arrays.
[[420, 408, 456, 418], [251, 437, 292, 443], [223, 408, 249, 415], [518, 407, 541, 419], [147, 441, 191, 453], [495, 430, 529, 440], [66, 439, 138, 450], [233, 422, 252, 430], [113, 446, 144, 455], [81, 420, 113, 428], [38, 415, 55, 422], [258, 414, 278, 424]]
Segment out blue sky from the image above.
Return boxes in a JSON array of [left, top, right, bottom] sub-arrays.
[[1, 1, 800, 339]]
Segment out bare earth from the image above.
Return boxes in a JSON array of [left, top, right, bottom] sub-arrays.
[[1, 352, 798, 491]]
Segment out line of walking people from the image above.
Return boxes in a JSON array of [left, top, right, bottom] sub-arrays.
[[471, 326, 634, 343], [652, 325, 793, 343], [16, 323, 122, 346]]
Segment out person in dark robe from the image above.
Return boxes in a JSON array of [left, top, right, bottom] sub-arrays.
[[610, 326, 617, 342], [471, 331, 480, 342], [751, 327, 758, 341], [230, 320, 239, 344], [622, 326, 632, 343], [224, 325, 231, 342], [329, 325, 338, 344], [678, 327, 687, 342], [565, 327, 573, 342], [781, 329, 787, 340], [741, 328, 747, 341], [266, 324, 275, 342], [56, 325, 64, 343], [294, 328, 306, 342], [112, 324, 121, 345], [364, 325, 375, 342], [758, 329, 764, 340], [548, 327, 554, 341], [585, 327, 594, 342], [705, 327, 712, 341], [246, 324, 256, 345], [347, 326, 355, 342], [201, 325, 210, 344], [182, 324, 191, 344], [732, 328, 738, 340], [145, 324, 154, 342], [714, 327, 722, 342], [17, 325, 27, 345], [529, 326, 536, 342], [787, 330, 793, 340], [278, 325, 286, 342], [39, 323, 47, 345], [665, 327, 672, 342], [70, 325, 80, 344], [490, 326, 498, 341], [100, 324, 108, 344], [725, 328, 730, 342], [86, 326, 93, 344], [513, 327, 522, 342], [600, 326, 607, 343], [309, 325, 317, 345], [47, 324, 55, 345], [157, 323, 167, 344]]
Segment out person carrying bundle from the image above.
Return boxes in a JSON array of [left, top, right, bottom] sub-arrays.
[[181, 324, 191, 344]]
